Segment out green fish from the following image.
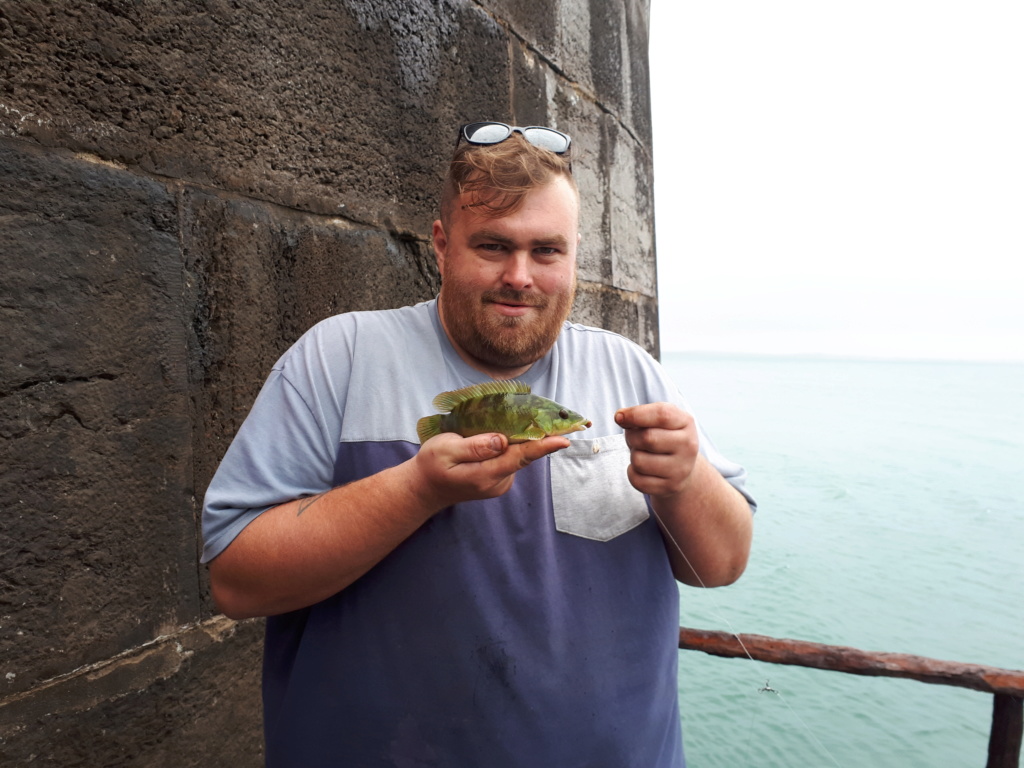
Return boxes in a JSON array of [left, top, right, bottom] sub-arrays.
[[417, 381, 591, 444]]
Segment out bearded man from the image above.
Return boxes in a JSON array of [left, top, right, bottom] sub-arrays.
[[203, 122, 755, 767]]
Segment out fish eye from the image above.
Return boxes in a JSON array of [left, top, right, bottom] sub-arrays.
[[559, 409, 569, 419]]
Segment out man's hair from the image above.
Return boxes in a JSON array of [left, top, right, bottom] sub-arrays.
[[439, 133, 576, 227]]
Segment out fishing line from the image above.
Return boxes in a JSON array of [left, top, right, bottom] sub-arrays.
[[741, 695, 760, 761], [650, 506, 844, 768], [760, 682, 844, 767]]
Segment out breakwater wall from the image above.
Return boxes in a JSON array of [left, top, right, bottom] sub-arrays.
[[0, 1, 655, 763]]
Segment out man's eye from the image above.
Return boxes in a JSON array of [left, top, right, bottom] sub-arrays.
[[535, 248, 566, 262]]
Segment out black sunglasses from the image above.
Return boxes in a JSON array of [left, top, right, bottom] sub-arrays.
[[457, 122, 572, 155]]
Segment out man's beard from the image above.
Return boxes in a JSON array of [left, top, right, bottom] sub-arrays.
[[439, 272, 576, 371]]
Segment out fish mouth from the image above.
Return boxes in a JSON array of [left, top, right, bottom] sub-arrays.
[[547, 421, 590, 437]]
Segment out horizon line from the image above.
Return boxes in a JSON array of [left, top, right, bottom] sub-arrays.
[[658, 348, 1024, 366]]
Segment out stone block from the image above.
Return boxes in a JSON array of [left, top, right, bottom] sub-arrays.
[[510, 44, 553, 129], [624, 0, 654, 143], [181, 187, 441, 498], [0, 139, 198, 693], [0, 618, 264, 767], [571, 280, 659, 357], [480, 0, 652, 144], [0, 1, 512, 235], [478, 0, 559, 66], [572, 111, 616, 287], [609, 135, 656, 295]]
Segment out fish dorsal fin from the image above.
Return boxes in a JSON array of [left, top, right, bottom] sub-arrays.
[[432, 380, 531, 412]]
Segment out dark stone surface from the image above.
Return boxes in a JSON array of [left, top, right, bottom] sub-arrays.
[[479, 0, 652, 144], [0, 139, 197, 694], [0, 0, 511, 234], [510, 44, 554, 130], [0, 133, 441, 764], [0, 618, 265, 767]]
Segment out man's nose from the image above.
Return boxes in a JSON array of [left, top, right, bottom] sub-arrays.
[[501, 253, 533, 290]]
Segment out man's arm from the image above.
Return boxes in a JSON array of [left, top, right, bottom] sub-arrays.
[[209, 432, 569, 618], [615, 404, 753, 587]]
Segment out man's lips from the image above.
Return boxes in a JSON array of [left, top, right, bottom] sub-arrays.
[[489, 300, 534, 316], [484, 294, 544, 316]]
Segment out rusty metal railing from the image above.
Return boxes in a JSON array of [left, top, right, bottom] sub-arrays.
[[679, 627, 1024, 768]]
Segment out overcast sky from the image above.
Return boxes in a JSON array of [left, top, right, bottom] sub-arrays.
[[649, 1, 1024, 362]]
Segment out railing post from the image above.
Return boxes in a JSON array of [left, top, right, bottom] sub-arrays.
[[987, 693, 1023, 768]]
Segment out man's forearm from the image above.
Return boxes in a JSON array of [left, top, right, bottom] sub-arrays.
[[209, 460, 438, 619], [651, 455, 753, 588], [206, 432, 570, 619]]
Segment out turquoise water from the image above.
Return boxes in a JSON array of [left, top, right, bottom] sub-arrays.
[[661, 353, 1024, 767]]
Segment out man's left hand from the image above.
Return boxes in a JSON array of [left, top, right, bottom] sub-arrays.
[[615, 403, 699, 499]]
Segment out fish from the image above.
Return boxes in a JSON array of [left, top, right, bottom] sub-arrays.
[[416, 381, 592, 444]]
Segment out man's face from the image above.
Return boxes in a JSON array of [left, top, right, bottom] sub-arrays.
[[433, 175, 579, 378]]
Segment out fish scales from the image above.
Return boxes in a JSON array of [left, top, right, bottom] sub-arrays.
[[417, 381, 591, 444], [452, 393, 547, 435]]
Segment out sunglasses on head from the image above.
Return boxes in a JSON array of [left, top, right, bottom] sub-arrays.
[[458, 121, 572, 155]]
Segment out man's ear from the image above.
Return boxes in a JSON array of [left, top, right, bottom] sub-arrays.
[[432, 220, 448, 273]]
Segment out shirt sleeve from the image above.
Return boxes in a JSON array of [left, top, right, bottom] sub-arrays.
[[694, 421, 757, 513], [642, 346, 758, 513], [200, 366, 337, 563]]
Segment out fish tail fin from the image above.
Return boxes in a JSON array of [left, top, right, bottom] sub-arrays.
[[417, 415, 442, 443]]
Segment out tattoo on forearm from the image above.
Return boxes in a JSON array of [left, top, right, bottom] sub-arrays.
[[297, 492, 326, 516]]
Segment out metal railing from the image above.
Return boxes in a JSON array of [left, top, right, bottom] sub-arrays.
[[679, 627, 1024, 768]]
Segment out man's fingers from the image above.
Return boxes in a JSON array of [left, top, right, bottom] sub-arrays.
[[624, 426, 668, 454], [414, 432, 571, 507], [483, 436, 570, 475], [615, 402, 691, 431], [422, 432, 568, 476], [524, 436, 573, 460], [627, 448, 679, 480], [422, 432, 507, 464], [615, 403, 701, 498]]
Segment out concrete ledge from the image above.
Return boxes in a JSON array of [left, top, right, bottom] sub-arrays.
[[0, 617, 264, 765]]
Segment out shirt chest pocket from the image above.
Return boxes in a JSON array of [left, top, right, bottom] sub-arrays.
[[549, 434, 650, 542]]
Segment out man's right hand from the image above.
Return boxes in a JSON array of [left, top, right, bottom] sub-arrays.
[[413, 432, 570, 508]]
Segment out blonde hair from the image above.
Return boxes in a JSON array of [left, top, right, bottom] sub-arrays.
[[440, 133, 576, 227]]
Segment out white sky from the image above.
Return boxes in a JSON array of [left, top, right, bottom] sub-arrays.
[[650, 1, 1024, 362]]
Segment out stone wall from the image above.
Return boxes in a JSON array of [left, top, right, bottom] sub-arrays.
[[0, 1, 655, 764]]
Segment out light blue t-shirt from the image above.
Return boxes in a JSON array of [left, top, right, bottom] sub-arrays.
[[202, 299, 754, 767]]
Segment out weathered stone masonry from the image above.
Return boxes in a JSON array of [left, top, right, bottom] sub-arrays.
[[0, 1, 656, 764]]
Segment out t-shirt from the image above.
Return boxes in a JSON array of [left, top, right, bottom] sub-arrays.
[[202, 299, 754, 767]]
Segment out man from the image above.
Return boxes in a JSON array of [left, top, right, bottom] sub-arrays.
[[203, 121, 755, 766]]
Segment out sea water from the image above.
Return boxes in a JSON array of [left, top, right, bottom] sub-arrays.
[[661, 353, 1024, 768]]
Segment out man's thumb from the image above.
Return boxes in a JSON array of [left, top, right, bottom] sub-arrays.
[[465, 432, 507, 460]]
